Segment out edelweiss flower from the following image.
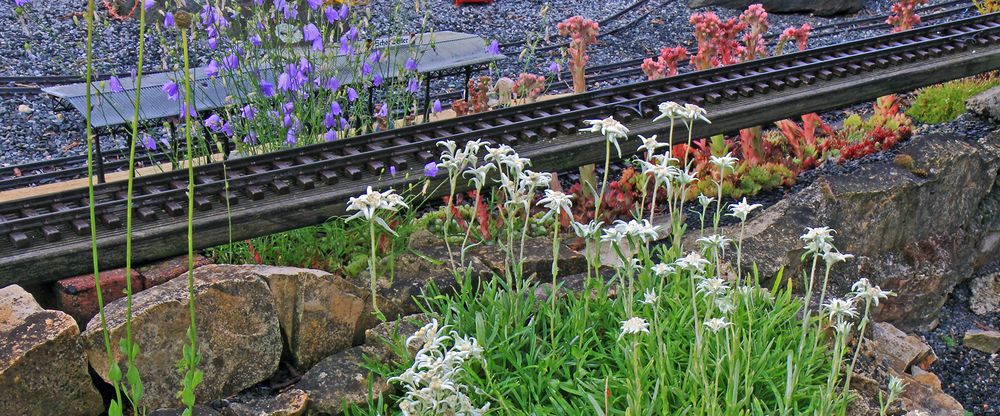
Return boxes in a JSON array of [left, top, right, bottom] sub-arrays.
[[822, 250, 855, 267], [653, 101, 685, 122], [571, 220, 604, 238], [638, 134, 665, 155], [709, 152, 738, 171], [834, 321, 854, 335], [851, 278, 895, 306], [715, 296, 735, 314], [705, 317, 731, 333], [674, 169, 697, 186], [801, 226, 835, 254], [581, 116, 630, 157], [728, 197, 763, 222], [682, 103, 711, 124], [697, 277, 729, 296], [698, 194, 716, 209], [823, 298, 858, 321], [483, 144, 515, 164], [675, 251, 710, 273], [346, 186, 407, 222], [518, 169, 551, 190], [537, 189, 574, 221], [697, 234, 732, 252], [639, 160, 680, 186], [651, 262, 675, 277], [641, 289, 659, 305], [464, 165, 494, 189], [608, 219, 662, 245], [619, 317, 650, 339]]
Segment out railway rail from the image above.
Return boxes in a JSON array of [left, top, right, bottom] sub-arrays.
[[0, 0, 979, 192], [3, 12, 1000, 285]]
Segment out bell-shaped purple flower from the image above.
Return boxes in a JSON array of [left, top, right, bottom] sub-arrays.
[[278, 72, 292, 91], [330, 101, 342, 116], [375, 103, 388, 118], [207, 37, 218, 50], [303, 24, 323, 51], [162, 80, 179, 100], [404, 57, 418, 72], [244, 130, 258, 144], [142, 133, 157, 150], [324, 6, 340, 23], [307, 0, 322, 9], [339, 4, 349, 20], [361, 62, 372, 76], [205, 113, 224, 132], [286, 128, 297, 145], [325, 76, 340, 91], [260, 80, 275, 97], [432, 99, 442, 113], [548, 61, 560, 73], [487, 40, 500, 55], [325, 129, 337, 141], [249, 34, 262, 47], [206, 59, 220, 77], [164, 12, 175, 28], [241, 104, 256, 120], [223, 53, 239, 70], [424, 162, 439, 177], [108, 76, 124, 93], [406, 78, 419, 94], [372, 73, 383, 87], [143, 0, 154, 10], [347, 87, 358, 102]]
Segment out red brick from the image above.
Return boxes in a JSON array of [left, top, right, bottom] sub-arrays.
[[138, 254, 213, 289], [53, 268, 141, 324]]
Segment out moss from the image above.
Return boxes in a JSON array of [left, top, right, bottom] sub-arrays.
[[907, 76, 1000, 124], [894, 153, 915, 170]]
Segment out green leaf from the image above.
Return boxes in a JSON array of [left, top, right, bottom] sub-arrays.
[[109, 361, 123, 383]]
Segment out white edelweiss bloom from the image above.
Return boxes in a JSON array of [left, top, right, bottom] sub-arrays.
[[704, 317, 731, 333], [537, 189, 574, 221], [501, 154, 531, 173], [651, 262, 675, 277], [822, 250, 855, 267], [654, 101, 685, 122], [698, 194, 716, 209], [600, 226, 627, 246], [581, 116, 630, 157], [887, 375, 907, 396], [463, 139, 485, 158], [639, 160, 681, 186], [641, 289, 659, 305], [709, 152, 739, 171], [638, 134, 665, 155], [834, 320, 854, 335], [697, 234, 732, 252], [611, 219, 662, 245], [392, 320, 486, 416], [715, 296, 735, 314], [518, 169, 551, 190], [728, 197, 763, 222], [437, 140, 458, 157], [346, 186, 406, 221], [682, 103, 711, 124], [801, 226, 835, 254], [675, 251, 711, 273], [697, 277, 729, 296], [850, 278, 895, 306], [674, 169, 697, 186], [823, 298, 858, 321], [619, 317, 650, 339], [571, 220, 604, 238], [464, 164, 494, 189], [483, 144, 514, 164]]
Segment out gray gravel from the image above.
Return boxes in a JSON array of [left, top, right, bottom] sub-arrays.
[[0, 0, 978, 168]]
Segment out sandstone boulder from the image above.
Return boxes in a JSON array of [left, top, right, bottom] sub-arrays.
[[227, 388, 308, 416], [963, 329, 1000, 354], [82, 264, 283, 410], [718, 133, 1000, 331], [870, 322, 935, 373], [969, 271, 1000, 315], [471, 237, 587, 281], [0, 285, 104, 415], [248, 265, 367, 371], [687, 0, 864, 16]]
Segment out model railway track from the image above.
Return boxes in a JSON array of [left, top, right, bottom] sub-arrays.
[[3, 13, 1000, 285], [0, 1, 977, 191]]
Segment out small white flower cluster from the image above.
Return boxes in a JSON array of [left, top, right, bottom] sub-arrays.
[[581, 116, 630, 157], [601, 219, 662, 246], [346, 186, 408, 228], [653, 101, 711, 125], [800, 226, 855, 268], [390, 320, 489, 416]]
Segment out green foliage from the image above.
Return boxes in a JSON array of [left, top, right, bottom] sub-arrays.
[[941, 335, 957, 348], [907, 76, 1000, 124]]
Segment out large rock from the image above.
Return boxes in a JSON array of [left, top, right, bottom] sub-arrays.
[[355, 244, 490, 333], [969, 271, 1000, 315], [720, 133, 1000, 331], [82, 264, 283, 410], [248, 265, 367, 371], [895, 369, 966, 416], [687, 0, 863, 16], [870, 322, 935, 374], [471, 237, 587, 281], [0, 285, 104, 415], [296, 314, 430, 415], [963, 329, 1000, 354], [967, 86, 1000, 121], [227, 388, 308, 416]]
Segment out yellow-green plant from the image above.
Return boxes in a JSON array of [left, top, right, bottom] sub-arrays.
[[907, 75, 1000, 123]]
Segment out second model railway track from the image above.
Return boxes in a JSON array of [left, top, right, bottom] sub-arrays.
[[3, 12, 1000, 285]]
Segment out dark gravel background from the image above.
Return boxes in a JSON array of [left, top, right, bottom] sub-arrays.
[[917, 262, 1000, 415], [0, 0, 975, 168]]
